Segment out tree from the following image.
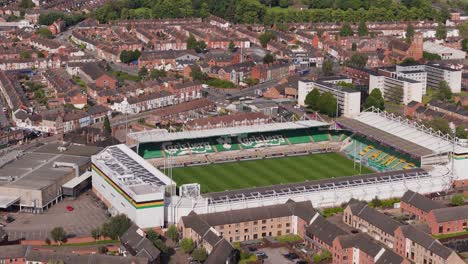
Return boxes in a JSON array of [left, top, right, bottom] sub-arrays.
[[364, 89, 385, 110], [462, 39, 468, 52], [190, 66, 207, 81], [351, 42, 357, 51], [166, 225, 179, 242], [228, 41, 236, 52], [317, 92, 337, 117], [456, 125, 467, 139], [37, 51, 45, 58], [20, 51, 31, 59], [91, 228, 100, 241], [451, 194, 464, 206], [458, 21, 468, 38], [44, 237, 51, 245], [101, 214, 131, 240], [245, 78, 259, 86], [339, 22, 353, 37], [146, 229, 160, 241], [149, 69, 166, 80], [19, 0, 35, 9], [259, 31, 276, 47], [347, 54, 368, 68], [50, 227, 67, 244], [435, 81, 452, 102], [305, 89, 320, 110], [138, 66, 148, 79], [371, 196, 382, 207], [195, 41, 207, 53], [425, 118, 450, 135], [279, 0, 290, 8], [120, 50, 141, 64], [146, 229, 168, 253], [191, 247, 208, 262], [357, 21, 368, 37], [435, 24, 447, 40], [263, 53, 275, 64], [406, 24, 415, 44], [36, 27, 53, 38], [187, 34, 198, 50], [103, 116, 112, 135], [322, 60, 333, 76], [180, 238, 195, 253]]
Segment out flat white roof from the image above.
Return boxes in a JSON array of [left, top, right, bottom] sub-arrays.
[[0, 195, 19, 208], [92, 144, 173, 198], [62, 171, 92, 189], [128, 120, 330, 143], [423, 41, 467, 56]]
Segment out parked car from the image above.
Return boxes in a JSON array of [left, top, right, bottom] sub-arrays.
[[247, 246, 257, 252], [284, 253, 299, 260], [296, 260, 308, 264], [66, 206, 74, 211], [255, 252, 268, 259]]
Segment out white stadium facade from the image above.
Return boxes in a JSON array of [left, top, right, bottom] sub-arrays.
[[91, 109, 468, 227]]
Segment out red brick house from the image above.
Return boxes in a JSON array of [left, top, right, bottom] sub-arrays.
[[425, 205, 468, 235], [80, 63, 117, 89], [400, 190, 446, 222]]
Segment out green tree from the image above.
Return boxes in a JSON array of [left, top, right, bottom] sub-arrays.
[[351, 42, 357, 51], [322, 60, 333, 76], [195, 41, 207, 53], [364, 89, 385, 110], [138, 66, 148, 79], [190, 66, 207, 81], [435, 81, 452, 102], [357, 21, 368, 37], [191, 247, 208, 262], [321, 249, 332, 260], [245, 78, 259, 86], [279, 0, 290, 8], [462, 39, 468, 52], [406, 24, 415, 44], [228, 41, 236, 52], [339, 22, 353, 37], [36, 27, 53, 38], [458, 21, 468, 38], [103, 115, 112, 135], [263, 53, 275, 64], [149, 69, 166, 79], [317, 92, 337, 117], [451, 194, 464, 206], [91, 228, 100, 241], [198, 2, 210, 18], [259, 31, 276, 47], [305, 89, 321, 110], [186, 34, 198, 50], [456, 125, 467, 139], [347, 54, 368, 68], [425, 118, 450, 134], [20, 51, 31, 59], [235, 0, 266, 24], [50, 227, 67, 245], [180, 238, 195, 253], [19, 0, 35, 9], [165, 225, 179, 242], [435, 24, 447, 40], [371, 196, 382, 207], [101, 214, 131, 240]]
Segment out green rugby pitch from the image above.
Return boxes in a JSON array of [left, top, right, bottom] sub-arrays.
[[171, 153, 373, 193]]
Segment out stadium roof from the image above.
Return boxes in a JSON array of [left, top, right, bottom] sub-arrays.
[[203, 168, 428, 204], [92, 144, 173, 197], [128, 120, 330, 143], [337, 117, 433, 157], [339, 110, 468, 157]]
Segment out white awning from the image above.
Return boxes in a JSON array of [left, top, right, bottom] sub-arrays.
[[62, 171, 92, 189], [0, 195, 19, 208]]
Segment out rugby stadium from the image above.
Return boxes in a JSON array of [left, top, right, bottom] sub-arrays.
[[92, 108, 468, 226]]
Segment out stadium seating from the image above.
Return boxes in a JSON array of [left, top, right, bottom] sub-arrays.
[[139, 128, 344, 159], [282, 129, 312, 144], [344, 135, 417, 172], [310, 129, 330, 142]]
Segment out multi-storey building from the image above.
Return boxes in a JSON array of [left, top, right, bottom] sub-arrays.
[[298, 78, 361, 117]]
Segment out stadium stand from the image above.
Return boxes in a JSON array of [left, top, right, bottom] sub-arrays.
[[139, 127, 339, 159], [343, 135, 418, 172]]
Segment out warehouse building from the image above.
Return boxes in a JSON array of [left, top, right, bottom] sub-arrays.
[[0, 143, 101, 213], [91, 144, 175, 228]]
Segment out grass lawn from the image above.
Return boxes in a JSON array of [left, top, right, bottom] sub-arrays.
[[172, 153, 373, 193]]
